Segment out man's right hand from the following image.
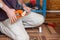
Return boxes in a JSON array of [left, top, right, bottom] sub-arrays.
[[6, 9, 17, 24]]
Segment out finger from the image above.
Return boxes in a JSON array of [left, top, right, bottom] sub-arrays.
[[15, 16, 17, 21], [9, 18, 13, 24], [24, 7, 28, 12], [27, 8, 31, 12], [10, 18, 14, 24], [11, 18, 16, 24], [28, 8, 31, 12], [13, 16, 17, 23], [9, 18, 11, 24]]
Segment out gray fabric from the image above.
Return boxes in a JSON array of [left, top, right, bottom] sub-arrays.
[[0, 12, 44, 40]]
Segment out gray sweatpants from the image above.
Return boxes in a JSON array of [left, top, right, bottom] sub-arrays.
[[0, 12, 44, 40]]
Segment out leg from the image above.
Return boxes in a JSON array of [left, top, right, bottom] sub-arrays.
[[0, 22, 16, 39], [0, 19, 29, 40], [22, 12, 45, 28]]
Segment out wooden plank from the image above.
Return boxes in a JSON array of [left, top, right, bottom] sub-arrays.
[[42, 25, 50, 36], [0, 35, 11, 40], [47, 26, 57, 34], [46, 12, 60, 18], [47, 0, 60, 10]]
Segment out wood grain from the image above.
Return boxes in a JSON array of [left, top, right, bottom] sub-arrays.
[[47, 0, 60, 10]]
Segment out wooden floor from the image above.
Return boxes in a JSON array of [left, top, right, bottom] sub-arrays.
[[0, 25, 60, 40], [46, 12, 60, 34], [0, 12, 60, 40]]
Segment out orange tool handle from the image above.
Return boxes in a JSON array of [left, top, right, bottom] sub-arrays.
[[15, 10, 26, 19]]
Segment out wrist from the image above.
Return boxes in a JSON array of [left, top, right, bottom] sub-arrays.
[[22, 4, 26, 7], [2, 5, 10, 12]]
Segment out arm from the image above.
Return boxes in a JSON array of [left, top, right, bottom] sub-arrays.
[[0, 0, 11, 13], [18, 0, 26, 7], [18, 0, 31, 12], [0, 0, 17, 24]]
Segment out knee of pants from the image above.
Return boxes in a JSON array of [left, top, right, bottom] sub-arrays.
[[22, 12, 45, 27], [37, 15, 45, 25], [32, 14, 45, 27]]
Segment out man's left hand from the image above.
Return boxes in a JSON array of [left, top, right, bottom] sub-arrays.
[[23, 4, 31, 13]]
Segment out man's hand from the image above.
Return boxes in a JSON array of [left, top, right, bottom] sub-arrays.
[[0, 0, 17, 24], [6, 9, 17, 24], [18, 0, 31, 12], [23, 4, 31, 13]]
